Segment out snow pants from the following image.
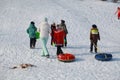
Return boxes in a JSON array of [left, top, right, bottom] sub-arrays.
[[41, 37, 49, 56], [90, 40, 98, 53], [57, 46, 63, 56], [30, 38, 36, 48]]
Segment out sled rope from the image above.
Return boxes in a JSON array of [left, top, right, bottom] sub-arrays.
[[93, 42, 106, 55], [93, 42, 100, 53]]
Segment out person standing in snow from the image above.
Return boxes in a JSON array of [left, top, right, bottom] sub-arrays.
[[115, 7, 120, 20], [51, 22, 56, 46], [90, 24, 100, 53], [59, 20, 68, 47], [27, 21, 37, 49], [54, 24, 66, 55], [39, 18, 51, 58]]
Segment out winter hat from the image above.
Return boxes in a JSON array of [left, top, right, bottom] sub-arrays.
[[61, 20, 65, 23], [92, 24, 97, 28], [31, 21, 35, 24]]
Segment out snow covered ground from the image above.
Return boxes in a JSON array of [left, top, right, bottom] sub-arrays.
[[0, 0, 120, 80]]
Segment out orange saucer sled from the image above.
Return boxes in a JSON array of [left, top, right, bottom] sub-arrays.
[[57, 53, 75, 62]]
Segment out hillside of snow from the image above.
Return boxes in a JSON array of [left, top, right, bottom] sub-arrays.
[[0, 0, 120, 80]]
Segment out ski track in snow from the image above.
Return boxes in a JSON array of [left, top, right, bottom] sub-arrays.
[[0, 0, 120, 80]]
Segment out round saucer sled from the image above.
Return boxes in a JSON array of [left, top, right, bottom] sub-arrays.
[[57, 53, 75, 62], [95, 53, 112, 61]]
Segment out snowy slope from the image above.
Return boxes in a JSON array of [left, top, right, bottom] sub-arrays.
[[0, 0, 120, 80]]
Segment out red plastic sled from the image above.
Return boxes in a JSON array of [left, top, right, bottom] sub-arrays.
[[57, 53, 75, 62]]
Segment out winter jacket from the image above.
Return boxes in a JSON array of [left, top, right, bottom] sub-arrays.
[[90, 28, 100, 42], [59, 23, 68, 34], [51, 25, 56, 37], [39, 21, 51, 38], [53, 29, 66, 46], [27, 24, 37, 38], [115, 9, 120, 17]]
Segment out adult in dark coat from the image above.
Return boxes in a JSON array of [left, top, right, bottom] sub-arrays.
[[90, 24, 100, 53], [51, 23, 56, 46], [59, 20, 68, 47]]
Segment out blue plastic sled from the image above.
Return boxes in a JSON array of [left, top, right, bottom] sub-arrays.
[[95, 53, 112, 61]]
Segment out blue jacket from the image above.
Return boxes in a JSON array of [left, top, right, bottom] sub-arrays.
[[27, 23, 37, 38]]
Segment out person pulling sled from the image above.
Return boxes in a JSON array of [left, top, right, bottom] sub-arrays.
[[53, 24, 75, 62], [90, 24, 100, 53], [52, 25, 66, 55]]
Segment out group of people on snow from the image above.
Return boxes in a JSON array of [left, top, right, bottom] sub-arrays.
[[26, 6, 120, 58], [51, 20, 68, 47], [27, 18, 68, 58], [27, 17, 101, 58]]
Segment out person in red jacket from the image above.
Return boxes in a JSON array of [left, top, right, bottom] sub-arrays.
[[115, 7, 120, 20], [90, 24, 100, 53], [53, 25, 66, 55]]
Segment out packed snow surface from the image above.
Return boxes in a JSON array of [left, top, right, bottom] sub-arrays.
[[0, 0, 120, 80]]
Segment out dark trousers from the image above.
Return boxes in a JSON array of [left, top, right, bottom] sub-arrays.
[[64, 36, 67, 46], [30, 38, 36, 48], [90, 41, 97, 53], [57, 46, 63, 55]]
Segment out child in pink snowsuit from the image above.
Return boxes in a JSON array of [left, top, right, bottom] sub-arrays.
[[115, 7, 120, 20]]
